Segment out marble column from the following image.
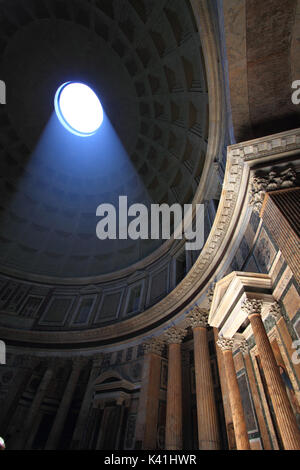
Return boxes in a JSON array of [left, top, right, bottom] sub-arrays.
[[21, 365, 54, 449], [45, 358, 83, 450], [213, 328, 236, 449], [164, 326, 186, 450], [181, 350, 193, 448], [186, 307, 220, 449], [217, 337, 251, 450], [136, 338, 164, 450], [242, 299, 300, 450], [208, 286, 236, 449]]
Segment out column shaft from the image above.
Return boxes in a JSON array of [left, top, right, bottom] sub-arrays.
[[142, 353, 161, 449], [222, 350, 250, 450], [249, 313, 300, 449], [71, 362, 98, 449], [45, 363, 81, 450], [21, 368, 54, 449], [213, 328, 236, 449], [165, 343, 182, 450], [193, 326, 220, 449]]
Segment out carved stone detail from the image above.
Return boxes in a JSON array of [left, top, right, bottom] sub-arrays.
[[235, 338, 249, 355], [185, 306, 209, 329], [163, 326, 187, 344], [216, 337, 234, 351], [207, 283, 216, 308], [268, 302, 282, 322], [143, 337, 165, 355], [249, 166, 296, 213], [241, 299, 263, 317]]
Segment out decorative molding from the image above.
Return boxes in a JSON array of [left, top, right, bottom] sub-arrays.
[[268, 302, 282, 322], [228, 129, 300, 162], [185, 306, 209, 329], [207, 283, 215, 308], [249, 166, 297, 213], [79, 284, 101, 294], [235, 338, 249, 355], [241, 299, 263, 317], [163, 326, 187, 344]]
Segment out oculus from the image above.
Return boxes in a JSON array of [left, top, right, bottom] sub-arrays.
[[54, 82, 103, 137]]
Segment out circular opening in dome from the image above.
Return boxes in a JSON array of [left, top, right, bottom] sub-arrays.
[[54, 82, 103, 137]]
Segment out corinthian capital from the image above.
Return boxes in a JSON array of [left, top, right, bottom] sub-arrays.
[[241, 298, 263, 317], [163, 326, 187, 344], [143, 337, 165, 355], [185, 306, 209, 329], [216, 336, 234, 351], [234, 338, 249, 355]]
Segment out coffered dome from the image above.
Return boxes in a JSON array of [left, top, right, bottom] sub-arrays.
[[0, 0, 209, 278]]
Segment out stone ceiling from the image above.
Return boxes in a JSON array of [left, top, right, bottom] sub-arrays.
[[0, 0, 209, 278]]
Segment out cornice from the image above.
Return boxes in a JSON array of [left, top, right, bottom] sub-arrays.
[[227, 128, 300, 166]]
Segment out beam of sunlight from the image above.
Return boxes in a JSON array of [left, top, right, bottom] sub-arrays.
[[0, 99, 160, 276]]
